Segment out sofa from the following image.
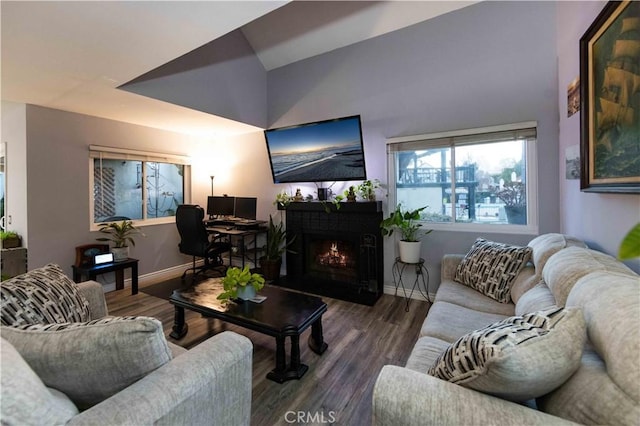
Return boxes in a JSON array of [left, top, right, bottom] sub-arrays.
[[373, 233, 640, 425], [1, 264, 253, 425]]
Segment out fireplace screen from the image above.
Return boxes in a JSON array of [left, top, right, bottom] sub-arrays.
[[306, 238, 358, 283]]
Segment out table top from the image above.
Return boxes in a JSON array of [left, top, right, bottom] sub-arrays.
[[170, 278, 327, 335], [72, 257, 139, 272]]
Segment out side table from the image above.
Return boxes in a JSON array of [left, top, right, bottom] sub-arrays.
[[392, 257, 430, 311], [72, 258, 139, 295]]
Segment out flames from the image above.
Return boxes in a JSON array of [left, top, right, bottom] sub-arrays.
[[317, 242, 350, 268]]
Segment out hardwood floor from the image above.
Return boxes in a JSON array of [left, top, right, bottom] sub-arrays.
[[105, 283, 430, 426]]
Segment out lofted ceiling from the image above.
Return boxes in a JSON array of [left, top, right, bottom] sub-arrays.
[[1, 1, 476, 137]]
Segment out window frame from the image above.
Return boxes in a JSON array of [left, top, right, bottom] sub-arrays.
[[89, 145, 191, 230], [386, 122, 538, 235]]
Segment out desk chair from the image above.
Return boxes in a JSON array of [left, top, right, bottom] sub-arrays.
[[176, 204, 230, 279]]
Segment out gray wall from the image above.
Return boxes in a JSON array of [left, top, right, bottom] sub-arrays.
[[556, 1, 640, 273], [266, 1, 560, 284]]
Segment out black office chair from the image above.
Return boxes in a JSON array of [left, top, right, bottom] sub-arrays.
[[175, 204, 231, 279]]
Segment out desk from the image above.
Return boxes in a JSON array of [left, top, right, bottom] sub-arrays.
[[207, 227, 266, 268], [391, 257, 430, 311], [72, 258, 139, 295]]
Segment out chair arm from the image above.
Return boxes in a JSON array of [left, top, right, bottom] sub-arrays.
[[74, 281, 108, 319], [69, 331, 253, 426], [373, 366, 579, 426], [441, 254, 464, 281]]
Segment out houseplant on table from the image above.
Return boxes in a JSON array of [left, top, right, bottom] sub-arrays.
[[380, 204, 431, 263], [96, 220, 144, 261], [260, 215, 295, 281], [217, 265, 265, 301]]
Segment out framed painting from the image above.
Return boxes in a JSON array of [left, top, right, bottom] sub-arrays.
[[580, 1, 640, 193]]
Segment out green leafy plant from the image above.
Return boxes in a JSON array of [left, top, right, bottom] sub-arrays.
[[217, 265, 265, 301], [1, 230, 22, 248], [0, 231, 19, 240], [493, 181, 526, 207], [96, 220, 144, 248], [262, 215, 295, 260], [356, 179, 380, 201], [380, 204, 431, 242], [274, 191, 293, 208], [619, 222, 640, 260]]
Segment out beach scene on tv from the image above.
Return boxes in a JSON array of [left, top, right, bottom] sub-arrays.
[[266, 117, 366, 183]]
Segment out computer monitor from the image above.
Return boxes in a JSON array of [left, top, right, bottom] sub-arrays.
[[234, 197, 257, 220], [206, 196, 235, 217]]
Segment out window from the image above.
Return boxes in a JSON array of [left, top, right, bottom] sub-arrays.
[[90, 146, 191, 229], [387, 122, 537, 233]]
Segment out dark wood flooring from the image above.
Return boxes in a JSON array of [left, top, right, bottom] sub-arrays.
[[105, 282, 430, 426]]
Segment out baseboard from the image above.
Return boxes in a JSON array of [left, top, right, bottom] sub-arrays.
[[98, 262, 198, 293], [383, 283, 435, 302]]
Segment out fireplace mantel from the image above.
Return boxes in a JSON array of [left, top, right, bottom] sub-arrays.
[[278, 201, 384, 305]]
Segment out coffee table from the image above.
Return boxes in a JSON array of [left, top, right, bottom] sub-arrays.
[[169, 279, 328, 383]]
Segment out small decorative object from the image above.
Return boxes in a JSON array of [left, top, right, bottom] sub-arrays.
[[260, 215, 296, 281], [293, 188, 304, 201], [493, 182, 526, 225], [580, 1, 640, 193], [217, 265, 265, 301], [345, 186, 357, 202], [381, 204, 431, 263], [357, 179, 380, 201], [317, 187, 328, 201], [96, 220, 144, 261], [0, 231, 22, 249], [274, 190, 293, 208]]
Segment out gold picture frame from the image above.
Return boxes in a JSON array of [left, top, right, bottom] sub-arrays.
[[580, 1, 640, 193]]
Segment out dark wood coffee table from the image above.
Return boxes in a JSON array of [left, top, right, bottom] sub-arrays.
[[169, 279, 328, 383]]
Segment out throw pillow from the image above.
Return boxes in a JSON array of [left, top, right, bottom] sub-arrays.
[[427, 307, 586, 401], [1, 316, 172, 409], [1, 263, 90, 326], [454, 238, 532, 303]]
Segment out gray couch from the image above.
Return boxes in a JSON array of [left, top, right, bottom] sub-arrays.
[[373, 233, 640, 425], [1, 277, 253, 426]]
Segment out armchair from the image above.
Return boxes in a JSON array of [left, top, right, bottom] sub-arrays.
[[176, 204, 231, 279]]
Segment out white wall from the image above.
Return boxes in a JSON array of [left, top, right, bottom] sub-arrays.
[[557, 2, 640, 272]]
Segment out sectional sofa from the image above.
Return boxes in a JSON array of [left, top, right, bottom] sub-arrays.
[[373, 233, 640, 425]]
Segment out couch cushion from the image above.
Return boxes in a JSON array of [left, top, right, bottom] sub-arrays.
[[434, 280, 515, 316], [420, 301, 510, 342], [454, 238, 532, 303], [515, 282, 557, 316], [543, 247, 636, 306], [405, 336, 451, 373], [1, 263, 91, 326], [427, 307, 586, 401], [527, 233, 587, 273], [1, 337, 79, 424], [1, 316, 172, 410]]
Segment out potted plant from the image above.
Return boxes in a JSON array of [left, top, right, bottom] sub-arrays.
[[217, 265, 265, 301], [96, 220, 144, 261], [260, 215, 295, 281], [357, 179, 380, 201], [274, 190, 293, 209], [494, 182, 526, 225], [1, 231, 22, 249], [380, 204, 431, 263]]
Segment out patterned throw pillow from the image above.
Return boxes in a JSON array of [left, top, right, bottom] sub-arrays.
[[427, 307, 586, 401], [1, 263, 90, 326], [1, 316, 172, 409], [454, 238, 533, 303]]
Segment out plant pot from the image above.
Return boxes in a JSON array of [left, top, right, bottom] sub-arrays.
[[111, 247, 129, 262], [260, 257, 282, 281], [236, 285, 256, 301], [398, 240, 421, 264], [505, 205, 526, 225], [2, 237, 21, 249]]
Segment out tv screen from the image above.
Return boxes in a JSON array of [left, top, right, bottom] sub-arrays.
[[264, 115, 367, 184], [206, 196, 235, 217]]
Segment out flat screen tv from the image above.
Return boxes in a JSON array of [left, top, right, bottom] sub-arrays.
[[264, 115, 366, 184]]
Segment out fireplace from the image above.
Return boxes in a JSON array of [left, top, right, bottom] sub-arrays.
[[278, 201, 383, 305]]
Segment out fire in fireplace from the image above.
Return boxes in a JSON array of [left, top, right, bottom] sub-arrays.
[[307, 238, 358, 283]]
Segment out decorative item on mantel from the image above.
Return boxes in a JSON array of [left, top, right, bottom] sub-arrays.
[[293, 188, 304, 202], [357, 179, 381, 201], [345, 186, 357, 202], [96, 220, 144, 261], [1, 231, 22, 249], [217, 265, 265, 301], [380, 204, 431, 263]]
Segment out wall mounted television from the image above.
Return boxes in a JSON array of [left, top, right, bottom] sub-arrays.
[[264, 115, 367, 184]]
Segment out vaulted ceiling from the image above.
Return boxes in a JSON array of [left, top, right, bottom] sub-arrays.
[[1, 1, 476, 137]]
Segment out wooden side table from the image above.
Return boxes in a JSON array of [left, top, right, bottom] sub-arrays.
[[72, 258, 139, 294], [392, 257, 430, 311]]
